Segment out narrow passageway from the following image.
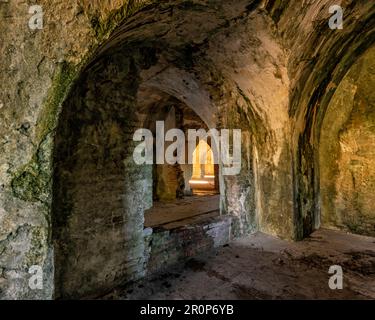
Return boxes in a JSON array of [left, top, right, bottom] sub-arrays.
[[104, 229, 375, 300]]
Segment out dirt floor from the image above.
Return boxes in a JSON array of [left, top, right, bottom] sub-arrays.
[[103, 229, 375, 300]]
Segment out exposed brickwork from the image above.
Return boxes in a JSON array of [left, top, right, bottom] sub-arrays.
[[145, 216, 232, 275]]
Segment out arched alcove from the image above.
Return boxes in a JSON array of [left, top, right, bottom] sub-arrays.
[[319, 46, 375, 237], [289, 8, 375, 239]]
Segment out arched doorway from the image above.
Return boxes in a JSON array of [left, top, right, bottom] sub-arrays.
[[190, 139, 219, 194], [48, 0, 277, 299], [51, 47, 226, 298]]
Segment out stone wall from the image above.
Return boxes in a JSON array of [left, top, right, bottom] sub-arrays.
[[320, 47, 375, 237], [51, 49, 154, 298], [145, 216, 231, 275], [151, 105, 185, 201], [283, 0, 375, 238]]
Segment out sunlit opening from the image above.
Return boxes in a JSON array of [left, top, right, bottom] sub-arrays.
[[189, 140, 218, 193]]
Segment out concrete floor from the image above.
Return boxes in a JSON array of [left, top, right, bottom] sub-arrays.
[[105, 229, 375, 300]]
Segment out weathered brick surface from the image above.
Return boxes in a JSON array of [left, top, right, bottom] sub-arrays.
[[146, 216, 231, 275]]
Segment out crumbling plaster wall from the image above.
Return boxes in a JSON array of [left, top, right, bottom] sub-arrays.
[[0, 0, 374, 299]]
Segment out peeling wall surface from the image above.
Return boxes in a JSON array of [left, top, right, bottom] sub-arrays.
[[0, 0, 374, 299]]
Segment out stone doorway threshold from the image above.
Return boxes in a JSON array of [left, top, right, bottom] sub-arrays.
[[144, 195, 220, 230]]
